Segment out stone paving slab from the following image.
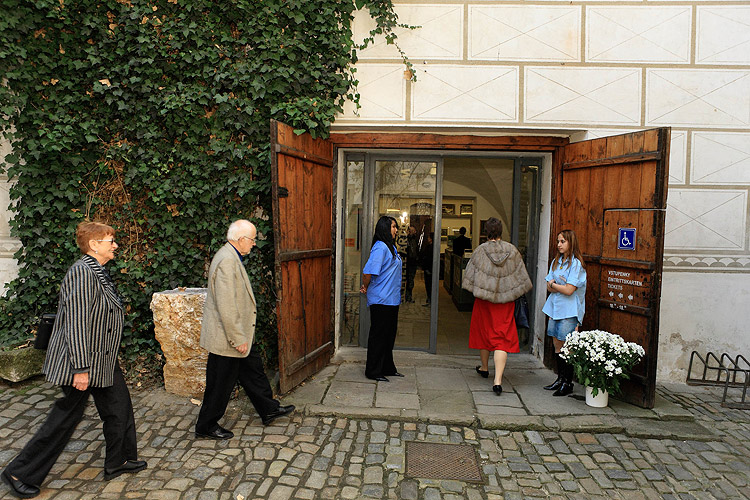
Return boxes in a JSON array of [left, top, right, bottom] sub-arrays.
[[375, 392, 420, 410], [473, 391, 523, 408], [416, 367, 470, 391]]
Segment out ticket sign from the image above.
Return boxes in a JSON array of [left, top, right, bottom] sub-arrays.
[[618, 228, 636, 251], [600, 266, 652, 310]]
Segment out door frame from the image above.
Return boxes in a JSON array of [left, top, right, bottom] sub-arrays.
[[332, 133, 564, 355]]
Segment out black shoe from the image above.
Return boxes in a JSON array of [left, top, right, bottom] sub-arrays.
[[368, 376, 389, 382], [103, 460, 147, 481], [195, 426, 234, 440], [389, 372, 405, 377], [475, 366, 489, 378], [2, 470, 39, 499], [493, 385, 503, 395], [553, 382, 574, 397], [262, 404, 295, 426], [543, 376, 564, 391]]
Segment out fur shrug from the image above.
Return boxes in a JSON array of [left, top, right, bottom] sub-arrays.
[[461, 239, 532, 304]]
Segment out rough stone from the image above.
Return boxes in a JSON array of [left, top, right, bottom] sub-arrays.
[[0, 346, 46, 383], [151, 288, 208, 398]]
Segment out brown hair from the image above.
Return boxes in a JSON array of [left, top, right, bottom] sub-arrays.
[[553, 229, 585, 271], [485, 217, 503, 240], [76, 222, 115, 254]]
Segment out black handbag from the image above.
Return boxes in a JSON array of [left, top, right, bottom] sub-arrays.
[[514, 295, 530, 329], [35, 313, 57, 350]]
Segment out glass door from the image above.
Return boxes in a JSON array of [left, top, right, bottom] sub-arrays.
[[344, 157, 442, 352]]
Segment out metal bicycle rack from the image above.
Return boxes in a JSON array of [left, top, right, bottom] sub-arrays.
[[686, 352, 750, 409]]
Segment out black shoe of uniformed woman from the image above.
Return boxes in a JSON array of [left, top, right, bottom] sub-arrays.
[[262, 404, 296, 426], [195, 426, 234, 440], [2, 469, 40, 499], [103, 460, 147, 481], [493, 384, 503, 395]]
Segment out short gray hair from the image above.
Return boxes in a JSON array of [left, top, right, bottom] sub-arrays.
[[226, 219, 254, 241]]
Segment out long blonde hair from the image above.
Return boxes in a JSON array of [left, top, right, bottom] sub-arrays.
[[553, 229, 585, 271]]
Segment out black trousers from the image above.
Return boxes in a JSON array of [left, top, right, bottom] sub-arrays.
[[365, 304, 399, 379], [423, 268, 433, 302], [196, 346, 279, 433], [5, 364, 137, 487], [404, 264, 417, 301]]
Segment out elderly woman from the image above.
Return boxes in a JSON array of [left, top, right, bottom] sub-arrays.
[[2, 222, 146, 499], [462, 218, 532, 395]]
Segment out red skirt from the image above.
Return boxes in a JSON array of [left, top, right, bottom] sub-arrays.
[[468, 298, 519, 353]]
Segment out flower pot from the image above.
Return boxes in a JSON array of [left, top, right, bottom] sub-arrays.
[[585, 386, 609, 407]]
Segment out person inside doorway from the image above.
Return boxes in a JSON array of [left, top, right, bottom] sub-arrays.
[[360, 216, 404, 382], [462, 218, 532, 395], [418, 231, 434, 306], [542, 229, 587, 397], [404, 225, 418, 303], [452, 226, 472, 257]]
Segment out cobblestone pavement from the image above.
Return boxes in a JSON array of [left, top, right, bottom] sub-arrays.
[[1, 369, 749, 499]]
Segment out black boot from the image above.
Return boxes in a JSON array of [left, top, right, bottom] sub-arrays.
[[543, 354, 565, 390], [553, 356, 574, 396]]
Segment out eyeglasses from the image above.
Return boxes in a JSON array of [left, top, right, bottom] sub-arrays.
[[94, 239, 116, 244], [239, 236, 256, 243]]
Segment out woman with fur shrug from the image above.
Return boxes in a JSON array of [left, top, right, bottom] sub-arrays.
[[462, 218, 532, 395]]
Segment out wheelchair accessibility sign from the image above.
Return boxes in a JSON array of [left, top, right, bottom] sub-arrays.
[[618, 228, 636, 251]]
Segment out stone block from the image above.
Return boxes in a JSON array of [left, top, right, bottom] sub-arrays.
[[151, 288, 208, 398], [0, 345, 46, 382]]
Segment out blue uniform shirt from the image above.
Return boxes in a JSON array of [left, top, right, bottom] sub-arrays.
[[363, 241, 402, 306], [542, 256, 587, 323]]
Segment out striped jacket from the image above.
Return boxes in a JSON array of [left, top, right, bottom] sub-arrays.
[[43, 255, 124, 388]]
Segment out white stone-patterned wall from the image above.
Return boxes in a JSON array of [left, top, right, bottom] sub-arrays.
[[339, 2, 750, 382]]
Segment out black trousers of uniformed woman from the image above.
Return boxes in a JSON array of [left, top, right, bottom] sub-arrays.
[[196, 346, 280, 433], [365, 304, 399, 379], [5, 364, 137, 487]]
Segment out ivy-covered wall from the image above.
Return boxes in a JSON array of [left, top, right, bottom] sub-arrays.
[[0, 0, 403, 368]]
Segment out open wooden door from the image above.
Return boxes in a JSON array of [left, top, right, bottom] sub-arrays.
[[270, 120, 334, 393], [552, 128, 670, 408]]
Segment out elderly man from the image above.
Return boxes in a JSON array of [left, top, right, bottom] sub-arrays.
[[195, 220, 294, 439]]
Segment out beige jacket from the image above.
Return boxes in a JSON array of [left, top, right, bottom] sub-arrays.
[[200, 242, 257, 358], [462, 239, 532, 304]]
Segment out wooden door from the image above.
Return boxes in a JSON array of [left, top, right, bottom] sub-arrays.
[[552, 128, 670, 408], [270, 120, 334, 393]]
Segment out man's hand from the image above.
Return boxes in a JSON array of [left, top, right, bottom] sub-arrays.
[[236, 343, 248, 355], [72, 372, 89, 391]]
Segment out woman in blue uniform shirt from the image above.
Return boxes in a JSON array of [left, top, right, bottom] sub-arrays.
[[360, 216, 404, 382], [542, 229, 587, 396]]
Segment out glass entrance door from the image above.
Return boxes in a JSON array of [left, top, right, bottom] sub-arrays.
[[368, 159, 440, 351]]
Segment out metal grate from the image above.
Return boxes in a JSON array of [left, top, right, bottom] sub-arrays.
[[405, 441, 484, 483]]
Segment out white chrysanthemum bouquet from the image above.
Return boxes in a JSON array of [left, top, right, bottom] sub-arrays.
[[560, 330, 645, 397]]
